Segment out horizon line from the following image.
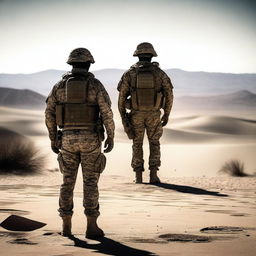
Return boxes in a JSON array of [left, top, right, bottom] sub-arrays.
[[1, 68, 256, 76]]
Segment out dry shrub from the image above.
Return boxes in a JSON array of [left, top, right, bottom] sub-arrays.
[[0, 135, 45, 175], [219, 159, 248, 177]]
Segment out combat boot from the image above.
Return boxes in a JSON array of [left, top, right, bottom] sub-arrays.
[[150, 169, 161, 184], [86, 216, 105, 239], [135, 171, 143, 184], [62, 216, 72, 237]]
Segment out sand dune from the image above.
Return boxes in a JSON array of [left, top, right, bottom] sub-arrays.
[[171, 116, 256, 135], [116, 115, 256, 144], [1, 106, 255, 143], [0, 107, 47, 136], [0, 127, 25, 142], [0, 105, 256, 256], [1, 106, 256, 176]]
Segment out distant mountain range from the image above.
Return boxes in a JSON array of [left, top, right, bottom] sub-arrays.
[[0, 68, 255, 114], [0, 69, 256, 98], [0, 87, 46, 109], [0, 87, 255, 116], [173, 90, 256, 115]]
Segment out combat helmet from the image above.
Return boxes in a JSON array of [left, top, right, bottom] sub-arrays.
[[67, 48, 95, 64], [133, 42, 157, 57]]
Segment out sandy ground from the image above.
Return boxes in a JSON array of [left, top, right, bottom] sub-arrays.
[[0, 106, 256, 255]]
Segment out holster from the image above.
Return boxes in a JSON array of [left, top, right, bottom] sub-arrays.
[[122, 113, 135, 140], [55, 130, 63, 149], [96, 117, 105, 141]]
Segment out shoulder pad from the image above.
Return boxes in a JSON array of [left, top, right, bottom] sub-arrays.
[[87, 72, 95, 79], [95, 80, 112, 106], [130, 63, 138, 69], [54, 79, 66, 89], [62, 71, 72, 79], [92, 78, 101, 88], [152, 62, 159, 67]]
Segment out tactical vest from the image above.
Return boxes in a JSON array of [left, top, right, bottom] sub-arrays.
[[130, 66, 165, 111], [56, 76, 99, 128]]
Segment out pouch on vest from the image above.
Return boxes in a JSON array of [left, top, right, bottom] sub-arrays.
[[66, 78, 87, 103], [56, 104, 64, 127], [131, 71, 156, 111], [62, 77, 99, 127], [64, 104, 99, 126]]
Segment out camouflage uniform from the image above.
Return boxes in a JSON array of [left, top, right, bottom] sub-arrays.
[[118, 57, 173, 173], [45, 68, 114, 218]]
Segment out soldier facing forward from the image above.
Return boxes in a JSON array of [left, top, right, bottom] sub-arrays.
[[117, 42, 173, 184], [45, 48, 114, 238]]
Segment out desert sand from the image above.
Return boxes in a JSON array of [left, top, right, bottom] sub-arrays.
[[0, 106, 256, 256]]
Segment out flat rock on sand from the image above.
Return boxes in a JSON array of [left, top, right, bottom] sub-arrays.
[[0, 215, 46, 232]]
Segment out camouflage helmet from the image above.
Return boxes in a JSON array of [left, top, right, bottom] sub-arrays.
[[67, 48, 95, 64], [133, 42, 157, 57]]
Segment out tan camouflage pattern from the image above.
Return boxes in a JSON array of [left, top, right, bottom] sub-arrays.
[[133, 42, 157, 57], [45, 70, 114, 142], [45, 68, 114, 217], [131, 110, 163, 171], [58, 131, 102, 217], [117, 62, 174, 118], [67, 48, 95, 64], [118, 62, 173, 172]]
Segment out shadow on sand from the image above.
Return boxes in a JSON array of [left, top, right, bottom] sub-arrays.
[[68, 235, 157, 256], [148, 183, 228, 197]]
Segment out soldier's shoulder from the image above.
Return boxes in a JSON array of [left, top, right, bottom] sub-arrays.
[[125, 65, 137, 76], [53, 72, 72, 89], [62, 71, 72, 79], [152, 61, 160, 68], [90, 74, 109, 94], [92, 76, 112, 105], [153, 65, 169, 77], [90, 74, 104, 88], [151, 62, 163, 73]]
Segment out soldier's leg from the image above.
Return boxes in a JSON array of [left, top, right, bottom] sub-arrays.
[[58, 150, 79, 216], [81, 154, 100, 218], [57, 150, 79, 236], [146, 111, 163, 183], [80, 133, 105, 238], [131, 112, 146, 183]]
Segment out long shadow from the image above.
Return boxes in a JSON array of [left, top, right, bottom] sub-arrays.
[[68, 235, 157, 256], [147, 183, 228, 197]]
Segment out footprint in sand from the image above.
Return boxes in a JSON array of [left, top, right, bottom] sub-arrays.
[[200, 226, 248, 234], [158, 233, 211, 243], [7, 238, 37, 245], [0, 209, 30, 215]]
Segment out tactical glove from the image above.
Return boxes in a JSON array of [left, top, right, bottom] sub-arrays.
[[161, 113, 169, 127], [104, 137, 114, 153], [51, 141, 60, 154]]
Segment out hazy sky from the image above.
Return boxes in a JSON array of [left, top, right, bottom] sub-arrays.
[[0, 0, 255, 74]]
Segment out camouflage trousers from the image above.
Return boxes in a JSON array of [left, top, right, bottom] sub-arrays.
[[130, 110, 163, 172], [57, 130, 106, 217]]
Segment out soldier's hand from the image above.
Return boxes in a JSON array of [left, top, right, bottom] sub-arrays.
[[51, 141, 60, 154], [161, 114, 169, 127], [104, 137, 114, 153]]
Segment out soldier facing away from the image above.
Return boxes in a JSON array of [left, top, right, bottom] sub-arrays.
[[117, 42, 173, 184], [45, 48, 115, 238]]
